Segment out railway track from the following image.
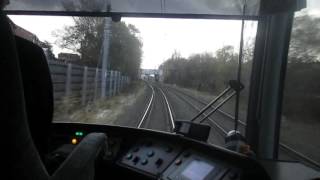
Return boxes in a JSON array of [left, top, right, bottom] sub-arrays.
[[137, 81, 175, 132], [137, 82, 154, 128], [164, 85, 320, 170]]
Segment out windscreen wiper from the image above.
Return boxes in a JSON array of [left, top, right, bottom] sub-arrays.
[[173, 80, 243, 142], [189, 80, 244, 123]]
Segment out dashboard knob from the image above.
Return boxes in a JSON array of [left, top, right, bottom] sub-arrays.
[[126, 153, 133, 160], [155, 158, 163, 167], [133, 156, 140, 164], [175, 159, 182, 165], [147, 150, 154, 157], [141, 159, 148, 165]]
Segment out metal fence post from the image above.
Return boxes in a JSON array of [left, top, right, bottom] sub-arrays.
[[94, 68, 99, 100], [111, 71, 114, 96], [112, 71, 117, 96], [118, 72, 121, 93], [65, 63, 72, 96], [122, 76, 124, 88], [101, 69, 107, 98], [81, 66, 88, 105], [108, 70, 112, 96], [121, 76, 125, 88], [120, 76, 123, 90], [113, 71, 117, 96], [119, 75, 121, 91]]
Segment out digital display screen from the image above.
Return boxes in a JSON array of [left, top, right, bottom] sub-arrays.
[[181, 160, 215, 180]]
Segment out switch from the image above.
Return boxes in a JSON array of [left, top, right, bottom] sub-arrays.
[[147, 150, 154, 157], [132, 156, 140, 164], [141, 159, 148, 165], [155, 158, 163, 167], [126, 153, 133, 160]]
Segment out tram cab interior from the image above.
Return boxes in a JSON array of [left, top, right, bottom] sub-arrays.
[[1, 0, 320, 180]]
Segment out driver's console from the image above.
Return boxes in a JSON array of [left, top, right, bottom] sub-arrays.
[[47, 123, 319, 180], [118, 139, 240, 180]]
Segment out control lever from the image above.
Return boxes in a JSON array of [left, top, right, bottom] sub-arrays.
[[174, 120, 211, 142]]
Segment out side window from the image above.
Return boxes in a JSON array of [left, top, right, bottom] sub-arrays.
[[280, 0, 320, 169]]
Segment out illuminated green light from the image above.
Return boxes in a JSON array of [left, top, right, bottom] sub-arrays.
[[75, 131, 84, 136]]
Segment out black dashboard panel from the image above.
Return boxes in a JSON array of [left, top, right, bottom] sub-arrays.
[[117, 139, 242, 180], [118, 138, 182, 177], [49, 123, 269, 179], [47, 122, 320, 180]]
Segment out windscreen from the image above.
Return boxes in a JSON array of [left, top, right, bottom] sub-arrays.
[[5, 0, 260, 16], [6, 0, 318, 170], [9, 15, 257, 148]]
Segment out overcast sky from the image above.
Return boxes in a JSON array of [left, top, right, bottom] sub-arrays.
[[8, 0, 320, 69], [9, 15, 257, 69]]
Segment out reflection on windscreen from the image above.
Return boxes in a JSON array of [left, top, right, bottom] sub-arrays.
[[9, 15, 256, 148]]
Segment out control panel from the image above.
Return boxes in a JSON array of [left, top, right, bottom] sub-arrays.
[[50, 123, 320, 180], [118, 139, 182, 177], [161, 149, 238, 180]]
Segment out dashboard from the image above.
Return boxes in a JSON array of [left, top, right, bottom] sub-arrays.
[[47, 122, 320, 180], [118, 138, 240, 180]]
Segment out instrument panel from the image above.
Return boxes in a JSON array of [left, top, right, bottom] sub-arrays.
[[51, 123, 300, 180], [117, 138, 241, 180], [117, 138, 180, 177], [161, 150, 231, 180]]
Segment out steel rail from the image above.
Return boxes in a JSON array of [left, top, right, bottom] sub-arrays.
[[137, 82, 155, 128], [157, 86, 175, 131]]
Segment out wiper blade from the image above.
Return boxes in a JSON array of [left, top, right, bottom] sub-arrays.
[[190, 80, 244, 122], [199, 91, 236, 123]]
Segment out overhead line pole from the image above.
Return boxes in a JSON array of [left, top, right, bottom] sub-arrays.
[[101, 17, 112, 98]]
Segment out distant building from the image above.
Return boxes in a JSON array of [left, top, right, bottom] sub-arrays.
[[141, 69, 159, 76], [58, 53, 81, 63], [140, 69, 160, 81]]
